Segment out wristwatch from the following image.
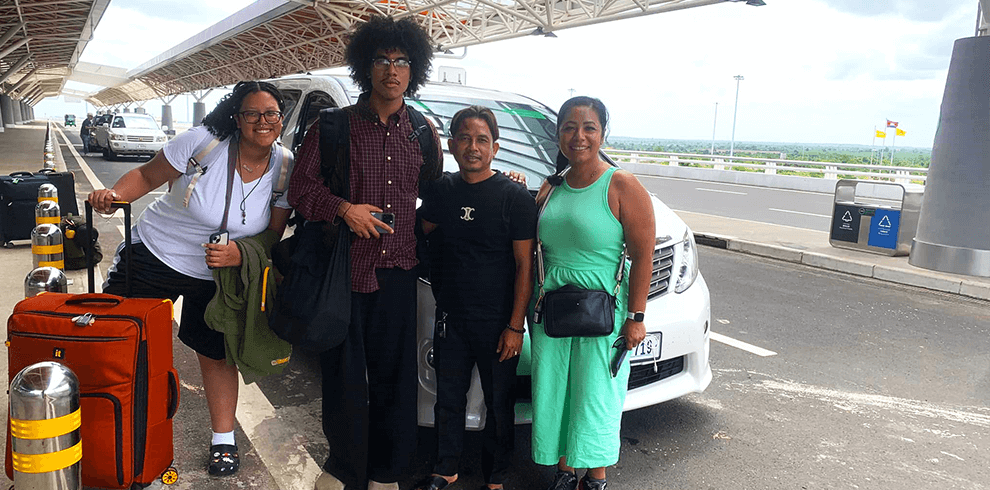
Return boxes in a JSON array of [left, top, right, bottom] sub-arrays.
[[627, 311, 645, 322]]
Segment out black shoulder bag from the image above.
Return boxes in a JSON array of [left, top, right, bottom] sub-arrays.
[[532, 167, 627, 338], [268, 108, 352, 352]]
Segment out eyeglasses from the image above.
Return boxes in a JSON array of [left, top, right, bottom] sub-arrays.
[[372, 57, 411, 70], [238, 111, 283, 124]]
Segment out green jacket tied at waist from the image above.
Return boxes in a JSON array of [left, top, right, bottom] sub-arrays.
[[205, 229, 291, 384]]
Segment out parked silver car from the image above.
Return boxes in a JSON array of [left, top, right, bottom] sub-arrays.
[[269, 74, 712, 428]]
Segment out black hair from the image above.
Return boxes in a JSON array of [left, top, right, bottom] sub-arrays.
[[554, 96, 610, 173], [201, 80, 285, 141], [345, 16, 434, 96], [450, 105, 499, 141]]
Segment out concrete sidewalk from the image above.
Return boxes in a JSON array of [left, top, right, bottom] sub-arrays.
[[676, 210, 990, 302]]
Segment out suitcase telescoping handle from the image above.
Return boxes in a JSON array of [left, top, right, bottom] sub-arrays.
[[85, 200, 131, 295]]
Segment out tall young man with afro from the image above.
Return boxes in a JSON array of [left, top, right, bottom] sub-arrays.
[[288, 15, 442, 490]]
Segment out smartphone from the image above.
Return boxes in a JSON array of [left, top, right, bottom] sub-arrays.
[[208, 231, 229, 246], [610, 336, 629, 378], [371, 212, 395, 234]]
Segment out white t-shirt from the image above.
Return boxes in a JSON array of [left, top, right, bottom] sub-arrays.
[[135, 126, 292, 281]]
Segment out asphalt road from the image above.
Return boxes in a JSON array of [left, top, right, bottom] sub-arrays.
[[68, 137, 990, 489]]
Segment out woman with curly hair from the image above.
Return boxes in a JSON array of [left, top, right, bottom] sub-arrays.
[[88, 80, 293, 477]]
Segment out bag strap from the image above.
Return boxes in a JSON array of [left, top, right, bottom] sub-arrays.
[[183, 135, 224, 207], [218, 138, 238, 233], [406, 105, 442, 186], [534, 166, 627, 307], [319, 107, 351, 201], [269, 141, 294, 206]]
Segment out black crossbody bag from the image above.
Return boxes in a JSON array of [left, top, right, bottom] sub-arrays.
[[532, 167, 626, 338]]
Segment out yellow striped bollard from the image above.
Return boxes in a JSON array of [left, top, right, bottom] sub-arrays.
[[9, 361, 82, 489], [31, 223, 63, 270]]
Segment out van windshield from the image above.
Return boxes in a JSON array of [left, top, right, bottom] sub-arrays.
[[407, 94, 559, 188], [119, 116, 160, 130]]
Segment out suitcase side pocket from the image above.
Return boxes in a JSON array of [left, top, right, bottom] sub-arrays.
[[79, 392, 125, 487]]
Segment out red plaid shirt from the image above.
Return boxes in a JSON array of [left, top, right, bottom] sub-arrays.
[[288, 96, 442, 293]]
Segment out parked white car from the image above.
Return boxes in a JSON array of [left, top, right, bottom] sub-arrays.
[[269, 74, 712, 428], [94, 113, 167, 160]]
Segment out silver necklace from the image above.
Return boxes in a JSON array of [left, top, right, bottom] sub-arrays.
[[237, 153, 269, 225]]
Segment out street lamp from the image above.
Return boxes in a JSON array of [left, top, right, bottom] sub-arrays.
[[710, 102, 718, 155], [729, 75, 744, 159]]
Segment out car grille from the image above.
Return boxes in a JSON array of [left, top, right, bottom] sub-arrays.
[[649, 245, 675, 299], [628, 355, 684, 390], [127, 136, 154, 142]]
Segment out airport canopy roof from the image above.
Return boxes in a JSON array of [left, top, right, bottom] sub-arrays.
[[89, 0, 755, 107], [0, 0, 111, 105]]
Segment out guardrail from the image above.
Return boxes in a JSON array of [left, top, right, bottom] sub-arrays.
[[603, 149, 927, 184]]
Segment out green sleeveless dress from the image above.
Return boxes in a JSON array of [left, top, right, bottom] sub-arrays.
[[530, 166, 630, 468]]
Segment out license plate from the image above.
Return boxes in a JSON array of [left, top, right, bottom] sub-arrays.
[[631, 333, 662, 363]]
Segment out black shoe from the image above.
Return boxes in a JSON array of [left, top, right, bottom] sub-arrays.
[[578, 475, 606, 490], [208, 444, 239, 476], [547, 470, 578, 490], [417, 475, 452, 490]]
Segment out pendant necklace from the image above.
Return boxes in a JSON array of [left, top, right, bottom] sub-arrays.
[[238, 152, 269, 225]]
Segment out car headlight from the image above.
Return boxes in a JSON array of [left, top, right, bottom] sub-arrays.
[[155, 136, 166, 142], [110, 133, 125, 141], [674, 228, 699, 293]]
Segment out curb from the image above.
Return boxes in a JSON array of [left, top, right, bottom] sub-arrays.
[[694, 232, 990, 302]]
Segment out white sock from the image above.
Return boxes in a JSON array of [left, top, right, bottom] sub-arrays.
[[211, 430, 235, 446]]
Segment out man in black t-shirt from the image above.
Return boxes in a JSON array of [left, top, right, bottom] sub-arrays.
[[418, 106, 536, 490]]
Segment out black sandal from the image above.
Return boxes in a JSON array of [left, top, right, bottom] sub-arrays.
[[208, 444, 239, 476]]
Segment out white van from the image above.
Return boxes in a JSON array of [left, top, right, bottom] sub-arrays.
[[269, 75, 713, 427]]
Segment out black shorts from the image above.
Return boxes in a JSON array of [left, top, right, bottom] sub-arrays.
[[104, 241, 223, 360]]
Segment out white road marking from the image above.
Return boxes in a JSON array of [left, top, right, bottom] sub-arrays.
[[769, 207, 830, 218], [710, 331, 778, 357], [696, 187, 747, 195], [733, 377, 990, 429], [671, 209, 830, 234], [54, 125, 104, 191], [638, 174, 833, 196]]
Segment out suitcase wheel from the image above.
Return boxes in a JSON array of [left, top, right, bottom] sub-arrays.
[[161, 467, 179, 485]]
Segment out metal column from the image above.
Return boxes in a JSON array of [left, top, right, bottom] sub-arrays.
[[910, 36, 990, 276]]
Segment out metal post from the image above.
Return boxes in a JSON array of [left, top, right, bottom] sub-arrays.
[[710, 102, 718, 156], [32, 223, 63, 270], [9, 361, 82, 489], [730, 75, 744, 159]]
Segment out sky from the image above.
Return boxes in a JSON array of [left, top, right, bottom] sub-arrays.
[[35, 0, 979, 149]]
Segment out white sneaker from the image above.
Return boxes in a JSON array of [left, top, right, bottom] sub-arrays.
[[368, 480, 399, 490], [314, 471, 346, 490]]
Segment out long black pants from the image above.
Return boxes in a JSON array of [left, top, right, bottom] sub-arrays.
[[433, 317, 518, 485], [320, 267, 419, 489]]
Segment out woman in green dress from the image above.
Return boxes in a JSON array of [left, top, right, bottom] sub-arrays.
[[530, 97, 655, 490]]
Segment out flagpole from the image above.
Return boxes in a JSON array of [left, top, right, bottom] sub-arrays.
[[890, 129, 897, 165], [871, 126, 877, 165]]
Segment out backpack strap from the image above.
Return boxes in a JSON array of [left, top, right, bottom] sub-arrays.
[[182, 134, 224, 207], [269, 141, 294, 206], [406, 105, 441, 186], [318, 107, 351, 200]]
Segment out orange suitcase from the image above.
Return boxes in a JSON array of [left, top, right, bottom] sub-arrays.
[[5, 202, 179, 489]]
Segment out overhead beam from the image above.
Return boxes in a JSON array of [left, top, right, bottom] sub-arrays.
[[0, 37, 30, 62], [0, 55, 31, 86], [8, 65, 38, 94]]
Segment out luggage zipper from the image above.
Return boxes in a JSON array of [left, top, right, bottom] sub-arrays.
[[9, 331, 128, 342], [79, 392, 125, 486], [22, 310, 145, 335]]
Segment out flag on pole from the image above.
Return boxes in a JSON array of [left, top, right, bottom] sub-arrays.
[[886, 119, 899, 128], [876, 130, 886, 138], [896, 128, 906, 136]]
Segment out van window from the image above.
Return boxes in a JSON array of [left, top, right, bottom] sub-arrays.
[[291, 91, 336, 154]]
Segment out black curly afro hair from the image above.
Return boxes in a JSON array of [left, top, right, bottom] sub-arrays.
[[201, 80, 285, 141], [345, 16, 434, 97]]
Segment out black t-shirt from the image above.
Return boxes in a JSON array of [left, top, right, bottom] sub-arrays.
[[420, 171, 537, 323]]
